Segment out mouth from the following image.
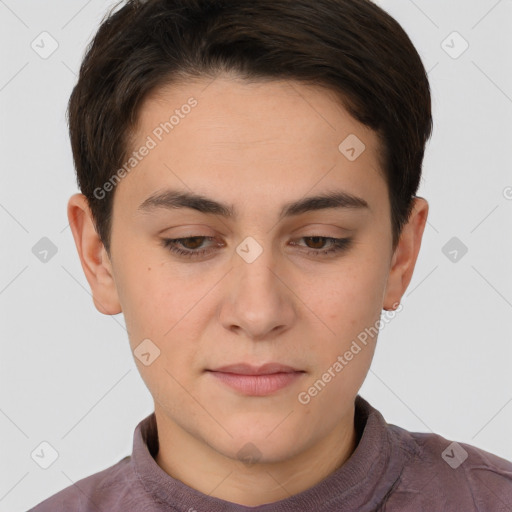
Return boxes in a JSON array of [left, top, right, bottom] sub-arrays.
[[206, 363, 306, 396]]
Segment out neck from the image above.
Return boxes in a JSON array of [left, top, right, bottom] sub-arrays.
[[153, 404, 358, 507]]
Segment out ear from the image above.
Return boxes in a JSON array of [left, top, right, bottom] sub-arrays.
[[383, 197, 429, 310], [67, 193, 122, 315]]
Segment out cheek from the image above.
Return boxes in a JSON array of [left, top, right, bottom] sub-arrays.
[[119, 262, 213, 383], [117, 260, 206, 403], [113, 252, 183, 344], [302, 252, 389, 381], [318, 259, 388, 329]]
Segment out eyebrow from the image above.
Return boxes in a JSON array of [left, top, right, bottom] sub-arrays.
[[137, 188, 369, 221]]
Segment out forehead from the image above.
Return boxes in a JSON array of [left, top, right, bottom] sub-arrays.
[[116, 76, 387, 215], [139, 76, 381, 155]]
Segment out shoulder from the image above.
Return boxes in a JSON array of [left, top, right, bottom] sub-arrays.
[[28, 455, 148, 511], [386, 423, 512, 510]]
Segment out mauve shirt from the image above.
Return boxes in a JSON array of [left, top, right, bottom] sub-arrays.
[[29, 395, 512, 511]]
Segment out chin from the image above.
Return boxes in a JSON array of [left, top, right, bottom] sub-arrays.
[[213, 425, 307, 464]]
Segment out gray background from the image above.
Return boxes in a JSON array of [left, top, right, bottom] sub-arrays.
[[1, 0, 511, 510]]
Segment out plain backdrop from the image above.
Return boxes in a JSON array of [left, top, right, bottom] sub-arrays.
[[0, 0, 511, 510]]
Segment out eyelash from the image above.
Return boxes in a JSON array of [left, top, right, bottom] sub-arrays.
[[161, 236, 352, 259]]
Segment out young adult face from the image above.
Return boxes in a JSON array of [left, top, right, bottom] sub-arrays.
[[69, 75, 427, 503]]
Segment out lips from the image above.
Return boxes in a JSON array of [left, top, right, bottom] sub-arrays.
[[206, 363, 305, 396], [208, 363, 302, 375]]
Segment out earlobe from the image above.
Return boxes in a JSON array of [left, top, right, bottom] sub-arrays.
[[383, 197, 429, 310], [67, 193, 122, 315]]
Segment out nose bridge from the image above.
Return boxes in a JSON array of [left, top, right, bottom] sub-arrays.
[[233, 234, 280, 298]]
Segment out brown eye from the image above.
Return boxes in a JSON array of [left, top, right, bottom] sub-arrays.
[[303, 236, 329, 249], [178, 237, 207, 250], [291, 237, 352, 257], [161, 236, 217, 258]]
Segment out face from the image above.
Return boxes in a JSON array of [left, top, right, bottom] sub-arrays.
[[75, 75, 422, 464]]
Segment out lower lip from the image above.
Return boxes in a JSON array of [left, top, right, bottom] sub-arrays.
[[207, 371, 304, 396]]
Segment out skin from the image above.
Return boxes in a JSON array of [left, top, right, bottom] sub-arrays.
[[68, 75, 428, 506]]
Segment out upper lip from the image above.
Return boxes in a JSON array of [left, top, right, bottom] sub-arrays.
[[208, 363, 303, 375]]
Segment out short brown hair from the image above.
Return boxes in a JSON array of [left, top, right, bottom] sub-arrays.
[[68, 0, 433, 254]]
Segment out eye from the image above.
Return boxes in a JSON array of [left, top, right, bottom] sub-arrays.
[[290, 236, 352, 256], [161, 235, 352, 259], [161, 236, 218, 258]]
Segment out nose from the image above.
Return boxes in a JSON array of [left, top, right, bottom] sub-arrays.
[[218, 238, 296, 341]]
